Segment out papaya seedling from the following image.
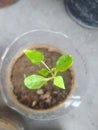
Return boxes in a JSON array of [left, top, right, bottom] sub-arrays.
[[24, 49, 73, 90]]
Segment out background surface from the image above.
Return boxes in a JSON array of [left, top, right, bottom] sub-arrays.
[[0, 0, 98, 130]]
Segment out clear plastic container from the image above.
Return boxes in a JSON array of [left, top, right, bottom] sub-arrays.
[[0, 30, 89, 120]]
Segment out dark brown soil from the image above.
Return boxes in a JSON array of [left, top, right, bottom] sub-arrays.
[[11, 47, 75, 110]]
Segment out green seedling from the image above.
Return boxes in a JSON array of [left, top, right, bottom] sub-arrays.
[[24, 49, 73, 90]]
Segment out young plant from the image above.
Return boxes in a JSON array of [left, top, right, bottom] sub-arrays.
[[24, 49, 73, 90]]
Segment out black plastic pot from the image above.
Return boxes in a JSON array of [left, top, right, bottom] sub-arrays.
[[65, 0, 98, 28]]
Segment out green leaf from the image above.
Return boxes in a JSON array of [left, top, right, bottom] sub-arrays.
[[39, 68, 49, 76], [24, 50, 44, 65], [53, 76, 65, 89], [56, 54, 73, 72], [24, 74, 47, 89]]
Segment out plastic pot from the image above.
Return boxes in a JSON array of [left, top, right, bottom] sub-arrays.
[[0, 0, 18, 7], [0, 106, 25, 130], [0, 30, 88, 120], [65, 0, 98, 28]]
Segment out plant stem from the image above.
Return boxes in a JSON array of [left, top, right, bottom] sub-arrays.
[[54, 71, 57, 77], [47, 77, 54, 81], [41, 61, 55, 77], [41, 61, 51, 71]]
